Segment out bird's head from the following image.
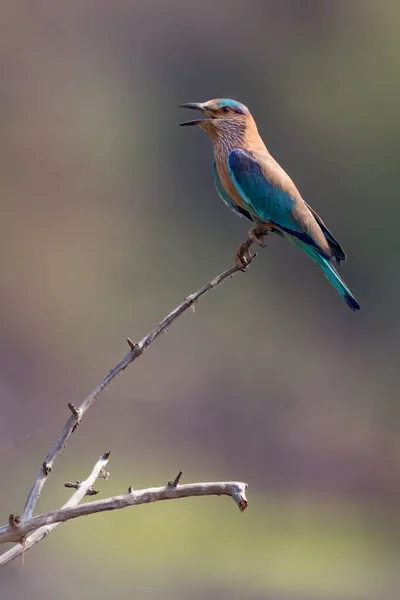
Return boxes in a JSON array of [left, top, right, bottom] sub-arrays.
[[179, 98, 251, 141]]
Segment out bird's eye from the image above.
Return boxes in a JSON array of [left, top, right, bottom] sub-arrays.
[[221, 106, 230, 113]]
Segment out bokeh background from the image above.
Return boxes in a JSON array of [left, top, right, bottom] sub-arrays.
[[0, 1, 399, 598]]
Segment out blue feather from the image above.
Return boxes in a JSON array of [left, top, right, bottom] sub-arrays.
[[228, 150, 295, 226], [228, 149, 320, 248], [300, 244, 360, 311], [212, 161, 253, 222], [216, 99, 247, 114]]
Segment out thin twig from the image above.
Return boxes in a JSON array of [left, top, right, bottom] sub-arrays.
[[0, 479, 248, 549], [21, 256, 256, 521], [0, 451, 111, 567]]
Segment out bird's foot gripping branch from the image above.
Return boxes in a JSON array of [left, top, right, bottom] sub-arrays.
[[235, 224, 272, 270]]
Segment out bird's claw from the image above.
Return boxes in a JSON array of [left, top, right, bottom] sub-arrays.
[[248, 225, 270, 248], [235, 241, 253, 271], [235, 224, 273, 269]]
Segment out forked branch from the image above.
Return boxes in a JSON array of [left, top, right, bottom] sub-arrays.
[[21, 256, 255, 522], [0, 455, 247, 567], [0, 451, 111, 567], [0, 256, 255, 567]]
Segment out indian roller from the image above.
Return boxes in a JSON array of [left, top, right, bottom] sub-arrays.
[[179, 98, 360, 311]]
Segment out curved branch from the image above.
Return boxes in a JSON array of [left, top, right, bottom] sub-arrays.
[[1, 479, 248, 549], [21, 256, 256, 521]]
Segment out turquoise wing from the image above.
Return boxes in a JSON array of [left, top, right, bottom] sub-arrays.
[[227, 149, 319, 249]]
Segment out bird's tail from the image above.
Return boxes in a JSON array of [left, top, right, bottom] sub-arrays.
[[301, 245, 360, 311]]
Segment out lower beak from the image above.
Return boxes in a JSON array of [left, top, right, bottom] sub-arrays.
[[179, 119, 203, 127], [179, 102, 206, 126]]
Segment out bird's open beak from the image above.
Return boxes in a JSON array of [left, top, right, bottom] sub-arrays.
[[179, 102, 207, 126]]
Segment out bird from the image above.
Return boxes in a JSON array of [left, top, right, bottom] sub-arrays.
[[179, 98, 360, 311]]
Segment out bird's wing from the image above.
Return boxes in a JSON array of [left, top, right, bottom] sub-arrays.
[[212, 161, 253, 222], [228, 149, 330, 257], [304, 202, 346, 264]]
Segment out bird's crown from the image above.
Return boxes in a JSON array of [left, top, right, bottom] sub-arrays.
[[203, 98, 249, 116]]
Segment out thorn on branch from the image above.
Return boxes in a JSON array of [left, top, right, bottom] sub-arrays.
[[8, 514, 21, 528], [43, 462, 52, 476], [167, 470, 183, 488], [64, 481, 98, 496], [127, 338, 138, 350], [68, 403, 82, 418], [128, 485, 134, 494], [65, 481, 81, 490]]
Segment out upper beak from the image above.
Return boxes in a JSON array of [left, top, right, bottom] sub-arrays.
[[179, 102, 206, 126]]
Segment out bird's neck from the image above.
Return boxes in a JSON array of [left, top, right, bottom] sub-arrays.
[[211, 118, 267, 162]]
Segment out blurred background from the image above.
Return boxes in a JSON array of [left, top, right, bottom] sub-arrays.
[[0, 1, 399, 598]]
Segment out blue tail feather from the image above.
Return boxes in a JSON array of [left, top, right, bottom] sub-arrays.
[[301, 244, 360, 311]]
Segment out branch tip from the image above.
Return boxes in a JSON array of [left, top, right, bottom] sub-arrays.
[[102, 451, 111, 460], [232, 484, 249, 512]]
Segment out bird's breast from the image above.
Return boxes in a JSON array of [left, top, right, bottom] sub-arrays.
[[214, 148, 252, 215]]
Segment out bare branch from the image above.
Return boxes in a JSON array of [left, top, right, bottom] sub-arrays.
[[0, 478, 248, 551], [21, 257, 256, 521], [0, 451, 111, 567]]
